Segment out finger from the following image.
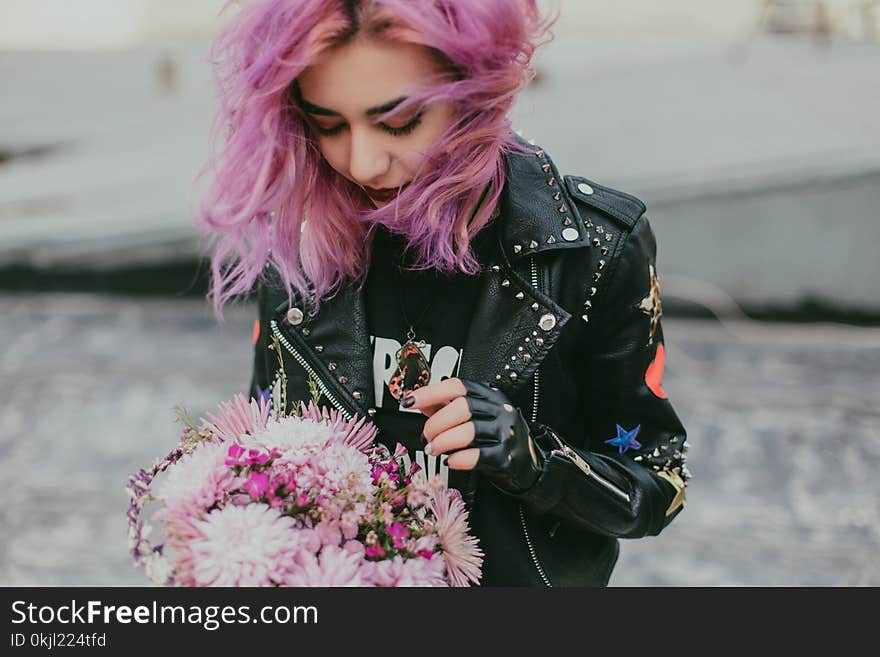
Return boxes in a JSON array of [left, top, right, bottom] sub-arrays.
[[403, 377, 467, 411], [423, 396, 470, 442], [446, 448, 479, 471], [425, 422, 475, 457]]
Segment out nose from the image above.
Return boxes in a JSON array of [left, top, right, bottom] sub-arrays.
[[347, 126, 390, 186]]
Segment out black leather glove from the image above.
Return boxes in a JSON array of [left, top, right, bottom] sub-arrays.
[[460, 380, 543, 494]]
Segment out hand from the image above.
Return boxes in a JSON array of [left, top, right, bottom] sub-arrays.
[[403, 378, 542, 493]]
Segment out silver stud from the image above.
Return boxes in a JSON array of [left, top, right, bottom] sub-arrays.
[[557, 205, 566, 213], [581, 315, 589, 323], [596, 225, 604, 234], [535, 337, 544, 347], [592, 238, 601, 247], [522, 353, 531, 363], [606, 233, 613, 241], [515, 291, 525, 300], [518, 346, 524, 352], [367, 408, 377, 417], [577, 182, 594, 195], [315, 345, 324, 353], [562, 227, 579, 242], [653, 465, 660, 471], [501, 279, 510, 287], [531, 302, 539, 311], [511, 355, 517, 361], [496, 374, 502, 381], [634, 455, 643, 462], [328, 362, 337, 371], [541, 163, 551, 173], [584, 300, 592, 309], [673, 450, 682, 459], [535, 150, 545, 158], [653, 448, 661, 457], [682, 441, 690, 453], [338, 376, 348, 384], [590, 287, 598, 296], [670, 437, 679, 443], [682, 465, 692, 480], [546, 177, 555, 186], [553, 191, 561, 201], [509, 371, 518, 380], [546, 235, 556, 244], [539, 313, 556, 331], [528, 240, 538, 249], [286, 307, 304, 325], [592, 272, 602, 281], [302, 328, 310, 337], [532, 330, 538, 336], [585, 220, 593, 228], [660, 445, 668, 452], [353, 391, 362, 400], [598, 259, 606, 270], [600, 246, 609, 255], [504, 364, 510, 370], [491, 265, 501, 273], [563, 217, 572, 226], [525, 337, 530, 342], [513, 244, 522, 254]]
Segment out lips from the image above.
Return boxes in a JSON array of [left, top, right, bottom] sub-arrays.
[[364, 183, 409, 203]]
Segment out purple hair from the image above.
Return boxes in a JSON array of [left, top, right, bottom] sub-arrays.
[[193, 0, 556, 320]]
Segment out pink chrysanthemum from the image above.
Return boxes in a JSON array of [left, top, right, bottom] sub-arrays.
[[184, 504, 303, 587], [153, 441, 238, 522], [242, 416, 336, 460], [361, 555, 448, 587], [283, 545, 370, 587], [298, 401, 378, 453], [201, 393, 272, 443], [430, 487, 484, 587]]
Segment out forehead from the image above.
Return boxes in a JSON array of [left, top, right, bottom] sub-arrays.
[[297, 38, 443, 114]]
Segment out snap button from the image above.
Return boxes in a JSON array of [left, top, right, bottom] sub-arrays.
[[577, 182, 594, 195], [286, 307, 304, 325], [539, 313, 556, 331], [562, 227, 579, 242]]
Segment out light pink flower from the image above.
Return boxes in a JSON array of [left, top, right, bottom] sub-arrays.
[[154, 441, 238, 523], [430, 486, 484, 587], [361, 556, 447, 587], [184, 505, 301, 587], [283, 545, 370, 587], [201, 393, 271, 443]]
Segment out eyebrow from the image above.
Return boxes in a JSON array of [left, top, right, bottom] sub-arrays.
[[299, 96, 408, 117]]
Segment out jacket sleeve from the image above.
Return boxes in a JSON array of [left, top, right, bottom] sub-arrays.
[[507, 214, 689, 538], [247, 280, 272, 402]]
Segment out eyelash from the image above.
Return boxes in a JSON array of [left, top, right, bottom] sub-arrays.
[[314, 112, 423, 137]]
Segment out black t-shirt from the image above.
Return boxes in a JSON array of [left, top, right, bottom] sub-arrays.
[[364, 218, 499, 491]]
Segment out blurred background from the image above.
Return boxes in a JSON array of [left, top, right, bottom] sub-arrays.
[[1, 0, 878, 586]]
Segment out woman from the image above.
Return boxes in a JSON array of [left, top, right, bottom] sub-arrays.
[[195, 0, 689, 587]]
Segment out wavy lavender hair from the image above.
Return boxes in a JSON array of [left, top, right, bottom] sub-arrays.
[[193, 0, 555, 319]]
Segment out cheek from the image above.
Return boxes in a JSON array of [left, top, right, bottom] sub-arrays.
[[315, 138, 349, 176]]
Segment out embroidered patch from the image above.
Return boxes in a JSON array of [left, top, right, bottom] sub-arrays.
[[252, 319, 260, 346], [636, 263, 663, 346], [605, 424, 642, 454], [645, 342, 668, 399]]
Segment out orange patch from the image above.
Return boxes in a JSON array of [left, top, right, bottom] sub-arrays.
[[252, 319, 260, 346], [645, 343, 667, 399]]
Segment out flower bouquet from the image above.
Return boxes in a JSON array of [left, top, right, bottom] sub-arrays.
[[126, 385, 483, 587]]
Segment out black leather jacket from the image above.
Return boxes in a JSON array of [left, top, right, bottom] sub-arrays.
[[248, 136, 689, 587]]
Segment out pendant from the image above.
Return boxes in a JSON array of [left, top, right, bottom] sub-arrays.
[[389, 331, 431, 401]]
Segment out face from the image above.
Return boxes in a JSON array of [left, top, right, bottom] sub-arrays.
[[297, 37, 454, 207]]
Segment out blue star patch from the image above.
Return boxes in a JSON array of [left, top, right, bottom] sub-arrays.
[[605, 424, 642, 454]]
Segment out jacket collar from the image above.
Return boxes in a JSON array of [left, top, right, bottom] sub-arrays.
[[269, 139, 582, 419]]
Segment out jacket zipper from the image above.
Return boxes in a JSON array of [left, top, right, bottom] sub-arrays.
[[269, 318, 355, 422], [545, 429, 631, 503], [520, 256, 553, 587]]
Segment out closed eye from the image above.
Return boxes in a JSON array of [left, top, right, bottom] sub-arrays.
[[311, 112, 423, 137]]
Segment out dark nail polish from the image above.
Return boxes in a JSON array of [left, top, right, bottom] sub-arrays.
[[442, 457, 449, 467], [401, 395, 415, 409], [420, 432, 427, 444]]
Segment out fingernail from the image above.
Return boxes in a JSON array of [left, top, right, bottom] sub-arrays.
[[424, 442, 433, 455], [401, 394, 415, 409]]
